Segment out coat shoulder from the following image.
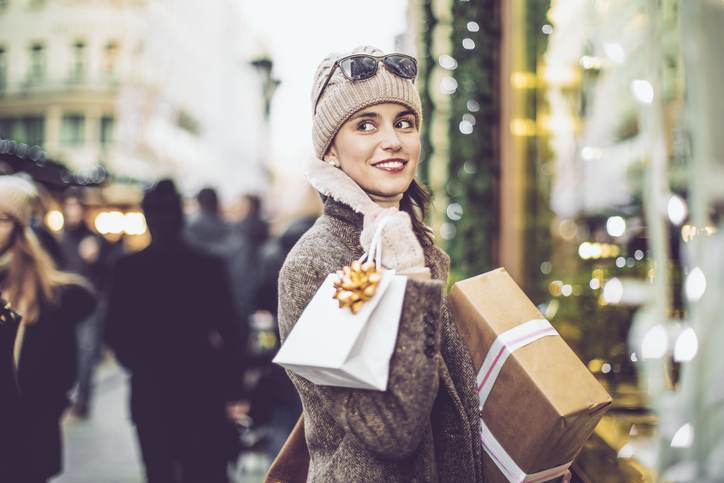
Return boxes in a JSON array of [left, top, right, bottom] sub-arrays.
[[281, 217, 353, 279]]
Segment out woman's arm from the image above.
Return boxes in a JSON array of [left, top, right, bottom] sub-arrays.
[[278, 254, 442, 460]]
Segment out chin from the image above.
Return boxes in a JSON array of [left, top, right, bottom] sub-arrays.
[[372, 181, 411, 198]]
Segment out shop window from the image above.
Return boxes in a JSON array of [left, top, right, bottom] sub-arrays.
[[61, 113, 84, 146], [100, 115, 114, 145], [28, 42, 45, 84], [22, 116, 44, 146], [103, 40, 119, 79], [0, 47, 6, 91], [70, 40, 86, 82]]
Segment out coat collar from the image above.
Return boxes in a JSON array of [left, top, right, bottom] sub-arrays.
[[306, 158, 379, 216]]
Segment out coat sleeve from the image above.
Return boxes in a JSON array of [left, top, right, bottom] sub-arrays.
[[277, 254, 442, 461], [205, 256, 246, 401]]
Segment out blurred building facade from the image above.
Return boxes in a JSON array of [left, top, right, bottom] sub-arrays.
[[0, 0, 268, 198]]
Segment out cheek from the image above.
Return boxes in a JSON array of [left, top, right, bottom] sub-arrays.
[[403, 137, 421, 164]]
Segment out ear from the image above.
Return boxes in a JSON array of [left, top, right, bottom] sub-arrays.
[[323, 145, 340, 167]]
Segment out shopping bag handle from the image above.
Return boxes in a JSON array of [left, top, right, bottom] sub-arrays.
[[358, 215, 392, 269]]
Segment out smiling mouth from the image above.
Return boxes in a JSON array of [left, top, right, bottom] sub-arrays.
[[372, 159, 408, 172]]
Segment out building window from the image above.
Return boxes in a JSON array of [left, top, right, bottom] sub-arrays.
[[70, 40, 86, 82], [22, 116, 44, 146], [28, 42, 45, 83], [0, 118, 12, 139], [0, 47, 6, 92], [103, 40, 119, 79], [100, 115, 114, 145], [61, 114, 84, 146]]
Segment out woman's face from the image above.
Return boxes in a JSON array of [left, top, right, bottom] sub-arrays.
[[325, 102, 420, 198], [0, 212, 16, 256]]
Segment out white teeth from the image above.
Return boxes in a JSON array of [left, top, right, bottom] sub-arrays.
[[376, 161, 404, 169]]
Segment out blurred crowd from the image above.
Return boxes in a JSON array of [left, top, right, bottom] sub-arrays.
[[0, 173, 314, 483]]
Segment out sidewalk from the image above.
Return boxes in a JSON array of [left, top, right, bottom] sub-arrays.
[[52, 357, 268, 483], [53, 357, 143, 483]]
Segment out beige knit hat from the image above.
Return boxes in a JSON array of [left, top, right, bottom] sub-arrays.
[[0, 175, 38, 225], [311, 46, 423, 159]]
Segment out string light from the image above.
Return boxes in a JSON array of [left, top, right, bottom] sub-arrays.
[[439, 54, 458, 70], [578, 242, 621, 260], [459, 120, 474, 134], [606, 216, 626, 237], [603, 278, 624, 304], [462, 38, 475, 50], [674, 327, 698, 362], [45, 210, 64, 232], [440, 76, 458, 95], [579, 55, 604, 70], [603, 42, 626, 64], [631, 80, 654, 104], [510, 118, 537, 137], [581, 146, 603, 160], [667, 194, 688, 225], [511, 71, 537, 89], [641, 324, 668, 359], [685, 267, 707, 302], [446, 203, 463, 221], [671, 423, 693, 448]]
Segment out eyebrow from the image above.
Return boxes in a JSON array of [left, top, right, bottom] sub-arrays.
[[349, 111, 379, 121], [348, 109, 416, 122]]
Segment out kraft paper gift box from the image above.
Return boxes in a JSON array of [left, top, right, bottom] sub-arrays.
[[448, 268, 612, 483]]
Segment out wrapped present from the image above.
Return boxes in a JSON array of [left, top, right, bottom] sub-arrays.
[[448, 268, 612, 483]]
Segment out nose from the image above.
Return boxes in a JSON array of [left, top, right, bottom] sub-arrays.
[[379, 123, 402, 152]]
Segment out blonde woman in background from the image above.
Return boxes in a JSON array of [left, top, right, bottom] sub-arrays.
[[0, 175, 95, 483]]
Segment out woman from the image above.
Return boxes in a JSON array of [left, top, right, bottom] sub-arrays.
[[0, 175, 95, 483], [277, 46, 484, 482]]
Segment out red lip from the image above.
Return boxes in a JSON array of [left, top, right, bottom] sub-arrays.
[[372, 158, 408, 173]]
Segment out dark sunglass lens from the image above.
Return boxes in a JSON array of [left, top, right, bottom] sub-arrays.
[[340, 56, 378, 81], [385, 55, 417, 79]]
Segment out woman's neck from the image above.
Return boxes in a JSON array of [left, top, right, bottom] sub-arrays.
[[366, 191, 403, 209]]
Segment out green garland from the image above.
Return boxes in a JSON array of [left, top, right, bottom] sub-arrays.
[[418, 0, 436, 188], [446, 0, 502, 280]]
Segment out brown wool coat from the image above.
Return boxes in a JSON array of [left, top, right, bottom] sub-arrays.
[[277, 197, 484, 482]]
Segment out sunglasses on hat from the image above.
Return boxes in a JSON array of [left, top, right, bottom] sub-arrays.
[[313, 53, 418, 114]]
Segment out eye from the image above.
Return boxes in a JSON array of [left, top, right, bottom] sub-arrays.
[[396, 117, 415, 129], [357, 120, 376, 132]]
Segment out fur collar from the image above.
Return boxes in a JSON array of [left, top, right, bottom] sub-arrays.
[[306, 159, 378, 215]]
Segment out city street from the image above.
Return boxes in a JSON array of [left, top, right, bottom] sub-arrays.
[[53, 357, 267, 483]]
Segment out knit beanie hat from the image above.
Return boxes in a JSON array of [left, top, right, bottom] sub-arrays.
[[311, 46, 423, 159], [0, 175, 38, 226]]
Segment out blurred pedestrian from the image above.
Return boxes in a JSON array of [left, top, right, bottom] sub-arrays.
[[59, 189, 121, 418], [0, 175, 96, 483], [185, 186, 233, 258], [106, 179, 243, 483], [227, 194, 268, 348], [247, 215, 313, 459]]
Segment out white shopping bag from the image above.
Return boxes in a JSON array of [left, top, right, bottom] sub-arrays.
[[273, 217, 407, 391]]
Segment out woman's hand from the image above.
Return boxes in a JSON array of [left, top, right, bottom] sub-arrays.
[[360, 206, 427, 274]]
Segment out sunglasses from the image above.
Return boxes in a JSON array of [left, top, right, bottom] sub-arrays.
[[313, 53, 418, 114]]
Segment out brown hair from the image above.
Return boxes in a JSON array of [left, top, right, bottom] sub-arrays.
[[1, 222, 85, 324], [400, 179, 434, 247]]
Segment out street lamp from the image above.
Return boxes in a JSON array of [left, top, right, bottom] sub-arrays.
[[250, 56, 281, 121]]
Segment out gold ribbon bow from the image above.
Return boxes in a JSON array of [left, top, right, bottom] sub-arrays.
[[333, 260, 383, 314]]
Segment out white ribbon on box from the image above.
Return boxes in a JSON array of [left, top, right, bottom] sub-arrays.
[[273, 217, 407, 391], [477, 318, 573, 483]]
